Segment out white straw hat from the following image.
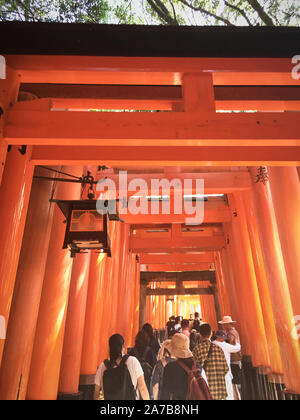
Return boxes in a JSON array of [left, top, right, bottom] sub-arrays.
[[219, 315, 236, 324]]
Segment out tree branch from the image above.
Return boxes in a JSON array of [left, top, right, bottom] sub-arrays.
[[146, 0, 179, 25], [13, 0, 36, 21], [224, 0, 253, 26], [246, 0, 275, 26], [169, 0, 179, 25], [177, 0, 236, 26]]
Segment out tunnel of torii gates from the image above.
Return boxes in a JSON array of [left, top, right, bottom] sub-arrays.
[[0, 22, 299, 401]]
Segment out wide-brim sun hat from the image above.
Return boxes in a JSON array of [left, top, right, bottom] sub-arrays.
[[219, 315, 236, 324], [168, 333, 193, 359]]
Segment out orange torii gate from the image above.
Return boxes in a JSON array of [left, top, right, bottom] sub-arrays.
[[0, 22, 299, 401]]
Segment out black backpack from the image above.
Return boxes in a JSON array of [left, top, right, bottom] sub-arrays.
[[103, 355, 136, 400], [133, 347, 153, 391], [192, 319, 200, 332]]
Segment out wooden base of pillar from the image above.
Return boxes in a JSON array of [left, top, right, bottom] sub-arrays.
[[79, 374, 96, 400], [57, 392, 83, 400], [283, 389, 300, 401]]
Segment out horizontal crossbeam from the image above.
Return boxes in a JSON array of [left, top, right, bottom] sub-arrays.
[[141, 263, 214, 272], [139, 252, 215, 264], [20, 84, 300, 101], [131, 235, 226, 253], [146, 287, 213, 296], [95, 171, 251, 195], [140, 270, 216, 284], [30, 145, 300, 166], [18, 84, 300, 112], [5, 109, 300, 147]]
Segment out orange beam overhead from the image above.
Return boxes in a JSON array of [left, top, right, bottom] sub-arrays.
[[50, 98, 300, 112], [6, 55, 300, 86], [30, 145, 300, 166], [14, 70, 300, 86], [139, 252, 214, 264], [95, 171, 251, 195], [5, 107, 300, 147], [6, 55, 295, 72], [120, 208, 231, 224], [130, 236, 226, 253], [141, 263, 214, 272], [20, 84, 300, 102]]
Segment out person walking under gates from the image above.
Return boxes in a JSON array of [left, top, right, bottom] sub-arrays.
[[213, 330, 241, 400], [192, 312, 202, 332], [181, 319, 190, 338], [95, 334, 150, 400], [219, 315, 242, 400], [128, 330, 157, 394], [166, 316, 176, 338], [193, 323, 229, 400], [160, 333, 195, 400], [160, 333, 209, 400], [151, 339, 175, 400], [142, 323, 161, 356], [174, 316, 182, 333]]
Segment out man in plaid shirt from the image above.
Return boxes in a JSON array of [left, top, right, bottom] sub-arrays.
[[193, 323, 229, 400]]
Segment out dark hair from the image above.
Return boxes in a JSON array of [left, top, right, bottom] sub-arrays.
[[142, 323, 154, 338], [109, 334, 124, 364], [175, 316, 181, 324], [199, 323, 212, 338], [194, 312, 199, 318], [135, 330, 150, 347], [181, 319, 190, 329], [169, 316, 175, 321]]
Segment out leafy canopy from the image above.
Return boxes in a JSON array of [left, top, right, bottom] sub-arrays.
[[0, 0, 299, 26]]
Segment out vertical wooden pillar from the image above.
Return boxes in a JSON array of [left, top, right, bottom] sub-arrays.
[[26, 166, 82, 400], [97, 254, 110, 366], [268, 167, 300, 318], [0, 66, 21, 185], [0, 146, 33, 367], [223, 222, 253, 356], [116, 224, 130, 341], [0, 168, 56, 400], [108, 222, 122, 336], [80, 252, 105, 388], [228, 193, 270, 368], [58, 252, 91, 399], [139, 282, 147, 331], [214, 251, 231, 318], [133, 255, 140, 345], [133, 256, 140, 343], [211, 283, 222, 327], [249, 167, 300, 393], [242, 191, 282, 374], [219, 246, 240, 325]]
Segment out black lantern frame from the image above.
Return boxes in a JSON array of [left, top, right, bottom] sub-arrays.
[[51, 199, 111, 258]]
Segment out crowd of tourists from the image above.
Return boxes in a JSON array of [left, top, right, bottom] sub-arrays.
[[95, 314, 242, 401]]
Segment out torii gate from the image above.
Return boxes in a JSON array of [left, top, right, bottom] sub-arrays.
[[0, 22, 299, 401]]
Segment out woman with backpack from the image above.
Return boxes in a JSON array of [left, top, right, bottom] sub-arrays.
[[128, 330, 157, 395], [160, 333, 211, 400], [95, 334, 150, 400]]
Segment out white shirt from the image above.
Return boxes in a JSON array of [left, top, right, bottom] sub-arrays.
[[95, 356, 144, 399], [213, 340, 241, 372]]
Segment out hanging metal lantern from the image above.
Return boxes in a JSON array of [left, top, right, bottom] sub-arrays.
[[51, 199, 111, 258]]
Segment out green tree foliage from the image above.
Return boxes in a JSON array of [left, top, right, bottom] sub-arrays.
[[0, 0, 299, 25], [0, 0, 110, 22]]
